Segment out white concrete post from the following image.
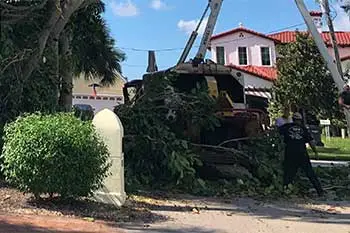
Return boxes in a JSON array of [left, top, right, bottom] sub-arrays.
[[92, 109, 126, 207], [341, 128, 346, 139]]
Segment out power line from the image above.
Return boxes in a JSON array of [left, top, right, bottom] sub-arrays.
[[122, 63, 170, 69], [119, 22, 307, 70], [118, 47, 186, 52], [117, 22, 306, 52]]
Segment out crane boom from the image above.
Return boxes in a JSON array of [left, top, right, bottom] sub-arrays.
[[194, 0, 223, 62], [294, 0, 350, 136], [294, 0, 344, 90], [177, 3, 210, 65], [177, 0, 223, 65]]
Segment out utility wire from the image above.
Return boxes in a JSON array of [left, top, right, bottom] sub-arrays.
[[117, 22, 306, 52], [120, 22, 308, 69]]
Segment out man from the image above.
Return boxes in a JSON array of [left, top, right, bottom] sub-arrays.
[[275, 106, 293, 127], [339, 84, 350, 110], [279, 112, 324, 197]]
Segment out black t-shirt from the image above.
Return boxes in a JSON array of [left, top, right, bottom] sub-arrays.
[[340, 91, 350, 105], [279, 123, 313, 155]]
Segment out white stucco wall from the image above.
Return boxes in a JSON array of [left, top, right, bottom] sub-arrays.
[[211, 30, 276, 67], [328, 47, 350, 72], [327, 47, 350, 62], [243, 72, 273, 89]]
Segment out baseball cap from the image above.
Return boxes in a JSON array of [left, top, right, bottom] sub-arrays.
[[292, 112, 303, 120]]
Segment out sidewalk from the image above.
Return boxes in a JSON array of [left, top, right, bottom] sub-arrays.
[[0, 214, 124, 233], [311, 160, 350, 167]]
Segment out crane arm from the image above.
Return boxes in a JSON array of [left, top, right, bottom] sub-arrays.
[[194, 0, 223, 62], [294, 0, 344, 91], [295, 0, 350, 137], [177, 0, 223, 65], [177, 3, 210, 65]]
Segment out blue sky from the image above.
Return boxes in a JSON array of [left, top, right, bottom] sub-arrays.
[[102, 0, 350, 80]]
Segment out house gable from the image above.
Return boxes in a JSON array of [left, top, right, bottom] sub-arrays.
[[210, 27, 277, 67]]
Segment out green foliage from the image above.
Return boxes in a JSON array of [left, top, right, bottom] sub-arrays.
[[1, 113, 110, 198], [0, 0, 125, 156], [0, 2, 59, 139], [268, 31, 344, 123], [68, 1, 126, 85], [115, 72, 219, 190], [241, 129, 285, 195]]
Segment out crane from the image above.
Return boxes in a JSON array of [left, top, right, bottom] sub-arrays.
[[177, 0, 223, 65], [294, 0, 350, 135]]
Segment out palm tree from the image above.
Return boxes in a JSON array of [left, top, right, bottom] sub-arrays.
[[58, 1, 126, 110]]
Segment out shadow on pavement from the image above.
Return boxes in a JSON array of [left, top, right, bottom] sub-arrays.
[[26, 197, 167, 224], [115, 223, 223, 233], [127, 193, 350, 225]]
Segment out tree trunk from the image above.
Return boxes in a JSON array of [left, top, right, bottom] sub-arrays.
[[345, 110, 350, 137], [20, 0, 62, 84], [21, 0, 88, 84], [58, 31, 73, 111]]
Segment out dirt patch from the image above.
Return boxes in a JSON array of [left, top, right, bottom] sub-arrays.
[[0, 181, 167, 225]]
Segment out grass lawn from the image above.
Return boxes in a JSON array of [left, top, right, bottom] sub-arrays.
[[307, 137, 350, 161]]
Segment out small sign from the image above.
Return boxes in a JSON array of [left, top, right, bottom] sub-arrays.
[[320, 119, 331, 126]]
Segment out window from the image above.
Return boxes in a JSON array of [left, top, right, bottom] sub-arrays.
[[261, 47, 271, 66], [238, 47, 248, 65], [216, 46, 225, 65]]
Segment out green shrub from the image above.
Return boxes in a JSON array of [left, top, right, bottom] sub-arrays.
[[1, 113, 110, 198]]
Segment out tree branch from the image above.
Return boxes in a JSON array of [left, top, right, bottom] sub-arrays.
[[0, 0, 48, 25], [0, 49, 32, 74], [0, 0, 47, 11], [51, 0, 88, 39], [191, 143, 251, 159], [78, 0, 99, 10], [20, 0, 62, 82]]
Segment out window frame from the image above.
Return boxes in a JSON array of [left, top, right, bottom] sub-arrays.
[[260, 46, 271, 66], [238, 46, 248, 65], [216, 46, 225, 65]]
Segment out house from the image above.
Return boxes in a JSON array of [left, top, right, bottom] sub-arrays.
[[209, 11, 350, 109], [72, 72, 126, 114]]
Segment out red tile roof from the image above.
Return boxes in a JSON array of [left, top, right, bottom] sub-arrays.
[[341, 55, 350, 61], [211, 27, 278, 42], [228, 64, 277, 81], [269, 31, 350, 47], [310, 11, 323, 17]]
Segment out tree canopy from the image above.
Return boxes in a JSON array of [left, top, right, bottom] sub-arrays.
[[269, 32, 345, 126], [0, 0, 125, 136]]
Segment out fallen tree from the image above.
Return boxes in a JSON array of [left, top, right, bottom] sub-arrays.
[[115, 72, 350, 199]]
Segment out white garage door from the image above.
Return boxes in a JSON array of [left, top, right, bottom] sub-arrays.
[[73, 94, 124, 114]]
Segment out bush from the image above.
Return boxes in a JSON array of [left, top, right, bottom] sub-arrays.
[[115, 72, 218, 190], [1, 113, 110, 198]]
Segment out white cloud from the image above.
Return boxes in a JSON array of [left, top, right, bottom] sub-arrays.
[[332, 3, 350, 31], [150, 0, 167, 10], [177, 17, 209, 35], [110, 0, 139, 17]]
